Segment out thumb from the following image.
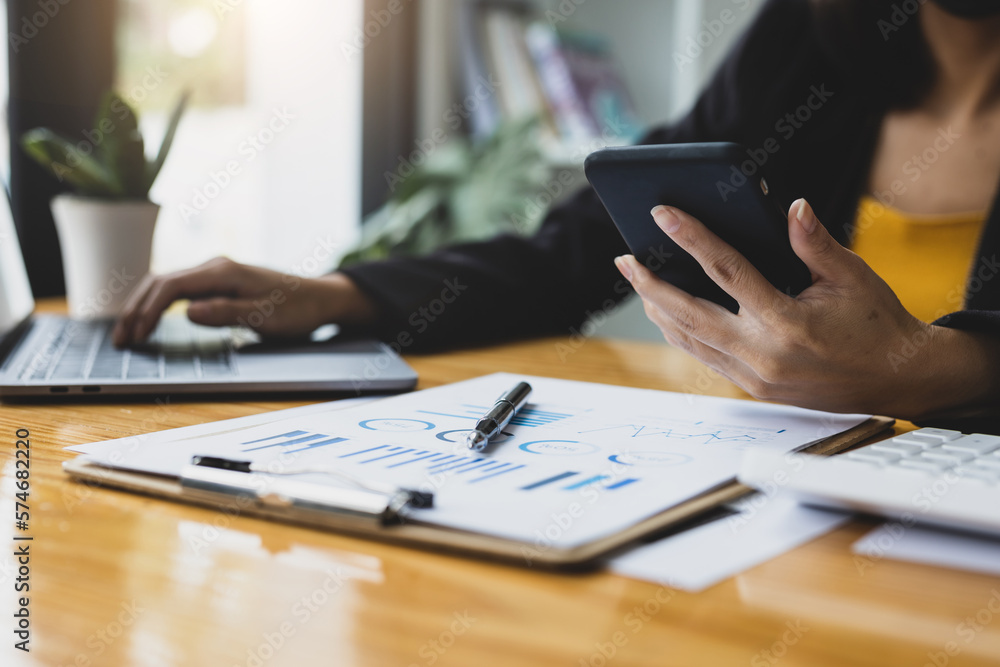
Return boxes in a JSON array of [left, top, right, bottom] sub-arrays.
[[787, 198, 853, 282]]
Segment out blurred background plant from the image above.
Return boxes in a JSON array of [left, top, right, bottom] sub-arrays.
[[339, 117, 553, 266], [21, 91, 188, 200]]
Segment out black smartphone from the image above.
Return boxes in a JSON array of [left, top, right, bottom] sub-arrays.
[[585, 142, 812, 312]]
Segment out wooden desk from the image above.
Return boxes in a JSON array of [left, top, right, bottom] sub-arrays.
[[2, 309, 999, 666]]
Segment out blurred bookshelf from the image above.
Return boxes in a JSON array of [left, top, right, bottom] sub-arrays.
[[416, 0, 761, 167], [414, 0, 762, 342]]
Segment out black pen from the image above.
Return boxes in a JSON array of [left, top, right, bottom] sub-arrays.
[[465, 382, 532, 452]]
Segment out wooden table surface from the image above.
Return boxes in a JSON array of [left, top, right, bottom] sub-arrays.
[[2, 310, 999, 666]]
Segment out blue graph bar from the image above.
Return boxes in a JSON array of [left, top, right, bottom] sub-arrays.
[[428, 456, 475, 472], [435, 459, 494, 474], [242, 432, 343, 452], [605, 478, 640, 490], [470, 463, 526, 483], [242, 430, 308, 444], [564, 475, 609, 490], [386, 452, 439, 468], [328, 440, 529, 486], [521, 471, 579, 490], [285, 436, 348, 453], [362, 447, 416, 463], [339, 445, 388, 459]]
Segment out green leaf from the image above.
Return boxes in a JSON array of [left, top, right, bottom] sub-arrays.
[[146, 90, 190, 193], [338, 117, 550, 267], [20, 128, 119, 197], [95, 92, 148, 199]]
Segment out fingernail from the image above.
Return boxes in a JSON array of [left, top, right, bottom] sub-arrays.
[[614, 256, 633, 281], [652, 206, 681, 234], [793, 199, 817, 234]]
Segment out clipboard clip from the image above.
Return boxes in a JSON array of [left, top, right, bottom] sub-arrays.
[[181, 456, 433, 527]]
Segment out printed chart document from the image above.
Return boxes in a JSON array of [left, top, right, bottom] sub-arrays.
[[66, 373, 873, 563]]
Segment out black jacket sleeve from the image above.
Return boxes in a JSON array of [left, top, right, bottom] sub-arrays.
[[340, 0, 816, 351]]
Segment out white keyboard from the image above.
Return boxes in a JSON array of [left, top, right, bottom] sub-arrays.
[[739, 428, 1000, 537]]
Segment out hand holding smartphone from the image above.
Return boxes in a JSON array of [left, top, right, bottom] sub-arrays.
[[585, 143, 812, 312]]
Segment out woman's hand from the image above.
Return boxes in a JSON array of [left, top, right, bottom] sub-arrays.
[[112, 257, 377, 346], [614, 199, 998, 419]]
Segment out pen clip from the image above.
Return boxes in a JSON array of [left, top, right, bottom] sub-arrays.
[[182, 456, 433, 526]]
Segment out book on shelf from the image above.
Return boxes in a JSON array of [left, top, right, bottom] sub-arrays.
[[459, 1, 644, 158]]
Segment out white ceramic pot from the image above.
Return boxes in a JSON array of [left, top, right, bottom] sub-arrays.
[[51, 194, 159, 320]]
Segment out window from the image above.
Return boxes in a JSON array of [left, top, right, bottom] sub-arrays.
[[116, 0, 364, 276]]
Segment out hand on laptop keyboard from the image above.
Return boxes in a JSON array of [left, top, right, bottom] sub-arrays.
[[113, 258, 378, 346]]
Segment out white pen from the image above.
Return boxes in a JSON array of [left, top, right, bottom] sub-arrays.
[[465, 382, 532, 452]]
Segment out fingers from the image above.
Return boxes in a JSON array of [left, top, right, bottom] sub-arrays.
[[186, 299, 254, 328], [649, 311, 758, 388], [787, 199, 857, 283], [615, 254, 740, 354], [651, 205, 784, 314], [113, 258, 244, 346], [113, 273, 155, 344], [187, 298, 295, 336]]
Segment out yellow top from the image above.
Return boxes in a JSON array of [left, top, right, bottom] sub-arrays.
[[851, 196, 986, 323]]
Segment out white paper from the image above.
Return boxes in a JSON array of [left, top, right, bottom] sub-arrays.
[[610, 495, 849, 591], [853, 524, 1000, 577], [72, 373, 868, 551]]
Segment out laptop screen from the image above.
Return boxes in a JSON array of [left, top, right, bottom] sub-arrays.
[[0, 194, 34, 338]]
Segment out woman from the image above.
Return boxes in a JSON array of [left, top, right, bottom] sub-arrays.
[[114, 0, 1000, 432]]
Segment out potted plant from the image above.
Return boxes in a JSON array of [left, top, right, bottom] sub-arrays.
[[21, 91, 187, 319]]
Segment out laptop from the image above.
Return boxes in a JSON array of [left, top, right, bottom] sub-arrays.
[[0, 197, 417, 399]]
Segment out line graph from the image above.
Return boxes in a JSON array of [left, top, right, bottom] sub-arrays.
[[577, 422, 764, 445]]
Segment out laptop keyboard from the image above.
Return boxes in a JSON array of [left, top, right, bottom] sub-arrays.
[[19, 318, 237, 382]]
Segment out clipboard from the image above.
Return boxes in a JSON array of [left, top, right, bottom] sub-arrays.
[[62, 414, 894, 568]]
